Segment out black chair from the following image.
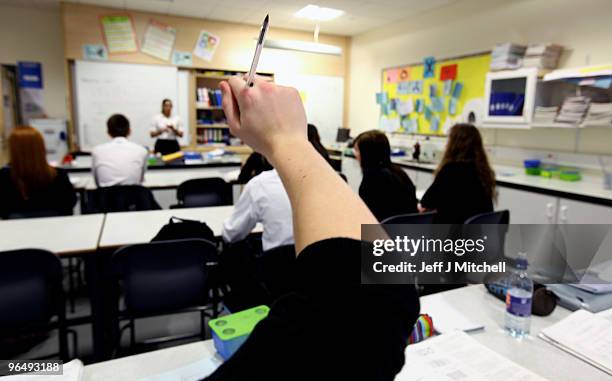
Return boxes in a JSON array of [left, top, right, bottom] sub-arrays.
[[81, 185, 161, 214], [256, 245, 296, 301], [172, 177, 232, 208], [6, 209, 73, 219], [465, 210, 510, 224], [381, 211, 437, 224], [110, 239, 219, 355], [0, 249, 76, 360], [338, 172, 348, 182]]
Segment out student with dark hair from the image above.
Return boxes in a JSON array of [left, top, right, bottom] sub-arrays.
[[307, 123, 330, 163], [420, 123, 495, 223], [209, 75, 419, 381], [150, 98, 183, 155], [92, 114, 148, 187], [0, 126, 76, 219], [353, 130, 418, 221]]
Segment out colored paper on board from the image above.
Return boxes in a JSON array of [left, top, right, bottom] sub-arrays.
[[429, 83, 438, 98], [452, 82, 464, 98], [399, 67, 410, 81], [449, 97, 458, 115], [401, 117, 415, 132], [432, 97, 445, 112], [194, 30, 220, 61], [430, 116, 440, 132], [410, 80, 423, 94], [388, 117, 400, 132], [396, 99, 414, 116], [389, 98, 397, 111], [83, 44, 107, 61], [397, 81, 411, 95], [440, 64, 458, 80], [443, 80, 453, 96], [172, 51, 192, 66], [141, 19, 176, 61], [423, 56, 436, 78], [415, 98, 424, 113], [424, 105, 433, 121], [381, 103, 391, 115], [376, 92, 389, 105], [101, 15, 138, 53], [385, 68, 400, 84]]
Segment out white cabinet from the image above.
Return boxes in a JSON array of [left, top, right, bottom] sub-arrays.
[[496, 186, 558, 224], [557, 198, 612, 224]]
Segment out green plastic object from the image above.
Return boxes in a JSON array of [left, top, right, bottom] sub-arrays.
[[559, 171, 581, 182], [209, 305, 270, 360], [525, 167, 541, 176]]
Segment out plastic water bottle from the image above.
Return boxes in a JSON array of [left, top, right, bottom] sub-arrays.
[[504, 252, 533, 338]]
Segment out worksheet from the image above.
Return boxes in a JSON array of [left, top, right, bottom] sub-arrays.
[[396, 331, 548, 380]]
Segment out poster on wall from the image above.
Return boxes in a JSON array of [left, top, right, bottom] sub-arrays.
[[141, 20, 177, 61], [100, 15, 138, 53], [193, 30, 220, 62], [83, 44, 108, 61], [17, 61, 45, 123], [172, 51, 193, 66]]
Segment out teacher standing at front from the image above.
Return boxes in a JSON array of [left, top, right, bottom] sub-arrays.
[[150, 98, 184, 155]]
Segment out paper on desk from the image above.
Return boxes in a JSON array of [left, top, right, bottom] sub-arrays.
[[539, 309, 612, 375], [138, 356, 222, 381], [2, 359, 83, 381], [420, 292, 484, 333], [395, 331, 548, 380]]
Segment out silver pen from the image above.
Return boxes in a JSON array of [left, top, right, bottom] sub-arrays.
[[246, 14, 269, 88]]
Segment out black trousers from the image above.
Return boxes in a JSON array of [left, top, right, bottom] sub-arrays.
[[154, 138, 180, 155]]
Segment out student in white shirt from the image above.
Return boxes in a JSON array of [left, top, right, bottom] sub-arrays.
[[92, 114, 148, 187], [150, 98, 183, 155], [222, 124, 331, 252]]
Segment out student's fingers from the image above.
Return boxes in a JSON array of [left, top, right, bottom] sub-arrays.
[[220, 81, 241, 135]]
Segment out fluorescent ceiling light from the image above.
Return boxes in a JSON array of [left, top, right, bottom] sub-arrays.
[[295, 4, 345, 21], [264, 39, 343, 56]]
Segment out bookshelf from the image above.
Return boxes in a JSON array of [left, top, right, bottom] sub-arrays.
[[191, 70, 274, 150]]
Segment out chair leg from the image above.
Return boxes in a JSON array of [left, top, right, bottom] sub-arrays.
[[67, 329, 79, 359], [58, 324, 69, 362], [130, 319, 136, 351], [67, 258, 76, 314]]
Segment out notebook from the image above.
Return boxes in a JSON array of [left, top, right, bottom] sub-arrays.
[[420, 291, 485, 333], [539, 308, 612, 375], [396, 330, 547, 380]]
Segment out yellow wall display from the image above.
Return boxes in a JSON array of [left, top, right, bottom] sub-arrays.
[[380, 53, 491, 135]]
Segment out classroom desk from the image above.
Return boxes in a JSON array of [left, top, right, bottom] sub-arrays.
[[83, 285, 609, 380], [98, 206, 261, 249], [0, 214, 105, 255]]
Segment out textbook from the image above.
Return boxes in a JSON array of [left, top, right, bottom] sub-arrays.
[[539, 308, 612, 376]]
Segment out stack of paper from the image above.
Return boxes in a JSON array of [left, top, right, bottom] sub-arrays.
[[539, 309, 612, 376], [533, 106, 559, 124], [522, 43, 563, 69], [556, 96, 591, 124], [583, 102, 612, 127], [490, 43, 527, 71], [396, 331, 547, 380]]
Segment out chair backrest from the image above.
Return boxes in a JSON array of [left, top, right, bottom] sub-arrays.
[[464, 210, 510, 224], [82, 185, 161, 214], [0, 249, 63, 335], [257, 244, 296, 301], [6, 209, 71, 220], [176, 177, 232, 208], [111, 239, 218, 315], [381, 211, 437, 224]]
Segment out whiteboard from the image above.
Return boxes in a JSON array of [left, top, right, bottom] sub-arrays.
[[74, 61, 186, 150], [275, 74, 344, 145]]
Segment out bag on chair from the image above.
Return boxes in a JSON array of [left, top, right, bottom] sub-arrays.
[[151, 217, 215, 242]]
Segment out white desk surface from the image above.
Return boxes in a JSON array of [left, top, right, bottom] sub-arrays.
[[98, 206, 260, 249], [83, 285, 609, 380], [83, 339, 219, 381], [0, 214, 105, 255]]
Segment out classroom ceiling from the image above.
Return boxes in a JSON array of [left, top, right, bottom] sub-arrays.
[[0, 0, 459, 36]]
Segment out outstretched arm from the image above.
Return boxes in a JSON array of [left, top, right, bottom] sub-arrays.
[[220, 76, 377, 253]]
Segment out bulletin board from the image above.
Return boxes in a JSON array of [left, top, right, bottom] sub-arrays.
[[379, 52, 491, 135]]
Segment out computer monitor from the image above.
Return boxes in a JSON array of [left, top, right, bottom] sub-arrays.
[[336, 127, 350, 143]]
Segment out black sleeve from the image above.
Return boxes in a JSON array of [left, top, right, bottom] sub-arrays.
[[420, 166, 450, 209], [54, 170, 77, 212], [205, 238, 420, 381], [359, 171, 385, 219], [0, 169, 11, 219]]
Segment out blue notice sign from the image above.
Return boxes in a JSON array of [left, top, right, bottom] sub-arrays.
[[17, 61, 43, 89]]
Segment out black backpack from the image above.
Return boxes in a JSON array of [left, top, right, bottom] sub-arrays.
[[151, 217, 215, 243]]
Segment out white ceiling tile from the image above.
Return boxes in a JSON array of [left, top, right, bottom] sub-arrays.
[[78, 0, 127, 9], [167, 0, 217, 19], [124, 0, 171, 14]]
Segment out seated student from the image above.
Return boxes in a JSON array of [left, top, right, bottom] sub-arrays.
[[0, 126, 76, 219], [420, 123, 495, 223], [92, 114, 148, 187], [353, 130, 418, 221], [222, 124, 329, 252], [236, 152, 272, 184], [208, 75, 419, 380]]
